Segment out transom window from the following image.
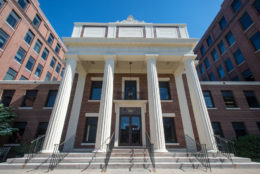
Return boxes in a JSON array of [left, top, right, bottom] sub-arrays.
[[0, 28, 9, 49], [159, 81, 171, 100], [219, 17, 227, 30], [221, 90, 237, 108], [25, 56, 35, 71], [21, 90, 38, 107], [250, 31, 260, 51], [45, 90, 58, 107], [243, 91, 260, 108], [225, 31, 235, 46], [4, 68, 17, 80], [60, 68, 64, 77], [224, 58, 234, 72], [233, 49, 245, 65], [14, 47, 26, 64], [6, 10, 20, 29], [18, 0, 29, 10], [1, 90, 15, 107], [32, 14, 41, 28], [163, 117, 177, 143], [24, 30, 35, 45], [203, 91, 215, 108], [33, 39, 42, 54], [83, 117, 98, 143], [231, 0, 242, 12], [90, 81, 102, 100], [239, 12, 253, 30]]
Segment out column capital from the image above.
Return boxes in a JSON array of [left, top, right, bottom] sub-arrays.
[[145, 54, 159, 61]]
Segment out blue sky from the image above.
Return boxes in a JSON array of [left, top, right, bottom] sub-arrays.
[[39, 0, 223, 39]]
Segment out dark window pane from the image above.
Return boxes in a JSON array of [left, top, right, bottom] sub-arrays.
[[0, 28, 9, 49], [200, 45, 205, 55], [225, 31, 235, 46], [244, 91, 260, 108], [21, 90, 38, 107], [207, 36, 213, 46], [1, 90, 15, 107], [218, 41, 226, 55], [217, 65, 225, 78], [6, 10, 20, 28], [83, 117, 98, 143], [60, 68, 64, 77], [212, 122, 224, 137], [33, 39, 42, 54], [211, 49, 218, 61], [209, 73, 215, 81], [231, 0, 242, 12], [55, 44, 60, 54], [8, 122, 27, 144], [24, 30, 35, 45], [232, 76, 240, 81], [222, 90, 237, 108], [14, 47, 26, 63], [45, 72, 51, 81], [0, 0, 6, 9], [90, 81, 102, 100], [4, 68, 17, 80], [41, 48, 49, 60], [18, 0, 29, 10], [32, 14, 41, 28], [50, 57, 56, 68], [219, 17, 227, 30], [125, 80, 137, 100], [35, 64, 43, 77], [45, 90, 58, 107], [257, 122, 260, 131], [250, 31, 260, 51], [232, 122, 247, 138], [199, 64, 205, 74], [163, 117, 177, 143], [254, 0, 260, 13], [159, 81, 171, 100], [203, 91, 215, 108], [242, 69, 255, 81], [233, 49, 245, 65], [20, 75, 27, 80], [47, 34, 54, 45], [224, 58, 234, 72], [204, 58, 210, 69], [25, 56, 35, 71], [35, 122, 48, 138], [239, 12, 253, 30], [55, 63, 61, 73], [52, 77, 57, 81]]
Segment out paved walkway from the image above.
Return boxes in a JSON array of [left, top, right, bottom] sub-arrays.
[[1, 169, 260, 174]]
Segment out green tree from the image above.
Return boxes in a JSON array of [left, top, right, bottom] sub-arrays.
[[0, 104, 18, 136]]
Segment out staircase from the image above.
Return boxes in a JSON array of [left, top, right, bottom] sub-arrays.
[[1, 147, 260, 170]]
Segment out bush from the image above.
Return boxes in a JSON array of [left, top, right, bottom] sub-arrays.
[[234, 135, 260, 161]]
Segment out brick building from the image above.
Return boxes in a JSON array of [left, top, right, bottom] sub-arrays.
[[194, 0, 260, 82], [0, 0, 66, 81]]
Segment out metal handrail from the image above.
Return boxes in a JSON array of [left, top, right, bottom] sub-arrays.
[[214, 135, 235, 162], [102, 132, 115, 172], [27, 135, 45, 161], [185, 135, 211, 171], [145, 132, 155, 170]]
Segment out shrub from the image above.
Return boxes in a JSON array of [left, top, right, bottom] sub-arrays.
[[234, 135, 260, 161]]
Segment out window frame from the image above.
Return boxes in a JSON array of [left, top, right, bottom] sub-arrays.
[[33, 39, 42, 54], [203, 90, 215, 108], [24, 30, 35, 45], [221, 90, 237, 108], [14, 47, 26, 64], [34, 63, 43, 77], [225, 31, 236, 46], [47, 33, 54, 45], [219, 17, 227, 30], [218, 40, 226, 55], [253, 0, 260, 14], [32, 14, 41, 28], [233, 49, 245, 65], [21, 90, 38, 107], [0, 28, 9, 49], [6, 10, 20, 29], [25, 56, 36, 71], [224, 57, 234, 72], [163, 117, 177, 144], [231, 0, 242, 12], [50, 57, 56, 68], [41, 48, 49, 60], [4, 68, 17, 80], [0, 90, 15, 107], [0, 0, 6, 9], [159, 81, 171, 100], [243, 90, 260, 108], [90, 81, 103, 100], [250, 31, 260, 51], [17, 0, 29, 10], [45, 90, 58, 107], [217, 65, 225, 79], [239, 12, 253, 31], [83, 117, 98, 144]]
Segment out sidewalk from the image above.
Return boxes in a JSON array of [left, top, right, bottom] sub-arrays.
[[1, 169, 260, 174]]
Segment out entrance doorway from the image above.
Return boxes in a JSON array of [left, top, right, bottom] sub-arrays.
[[119, 108, 142, 146]]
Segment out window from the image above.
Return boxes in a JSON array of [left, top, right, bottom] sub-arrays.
[[45, 90, 58, 107], [209, 73, 215, 81], [225, 31, 235, 46], [218, 41, 226, 55], [257, 122, 260, 131], [21, 90, 38, 107], [204, 58, 210, 69], [250, 31, 260, 51], [199, 64, 205, 74], [217, 65, 225, 78], [1, 90, 15, 107], [50, 57, 56, 68], [17, 0, 29, 10], [34, 64, 43, 77], [45, 72, 51, 81], [83, 117, 98, 143], [242, 69, 255, 81], [6, 10, 20, 29], [233, 49, 245, 65], [32, 14, 41, 28], [244, 91, 260, 108], [254, 0, 260, 13], [8, 122, 27, 144], [60, 68, 64, 77], [4, 68, 17, 80], [211, 49, 218, 61], [55, 43, 61, 54], [232, 122, 247, 138], [239, 12, 253, 30], [222, 90, 237, 108], [232, 76, 240, 81], [224, 58, 234, 72], [20, 75, 27, 80], [203, 91, 215, 108], [207, 35, 213, 46], [90, 81, 102, 100], [0, 0, 6, 9], [212, 122, 224, 137], [25, 56, 35, 71], [231, 0, 242, 12], [0, 28, 9, 49], [159, 81, 171, 100], [41, 48, 49, 60], [35, 122, 48, 138], [203, 77, 208, 81], [52, 77, 57, 81], [219, 17, 227, 30], [47, 34, 54, 45], [33, 39, 42, 54], [24, 30, 35, 45], [200, 45, 205, 55], [124, 80, 137, 100], [163, 117, 177, 143], [55, 63, 61, 73], [14, 47, 26, 64]]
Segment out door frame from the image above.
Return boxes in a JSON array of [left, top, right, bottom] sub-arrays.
[[114, 100, 147, 147]]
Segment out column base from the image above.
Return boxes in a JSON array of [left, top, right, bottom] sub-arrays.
[[153, 148, 168, 153], [93, 148, 107, 153], [40, 149, 54, 154]]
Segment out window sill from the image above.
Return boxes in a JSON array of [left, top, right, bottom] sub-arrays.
[[0, 48, 3, 52], [228, 42, 236, 49], [14, 60, 22, 65], [249, 108, 260, 110], [5, 21, 15, 31], [208, 107, 217, 110], [254, 49, 260, 54], [81, 143, 95, 146], [226, 107, 240, 110], [18, 107, 33, 110], [161, 100, 173, 102], [23, 40, 31, 47], [166, 143, 180, 146], [25, 68, 32, 73], [244, 23, 254, 33], [88, 100, 100, 102], [237, 60, 245, 67], [33, 50, 39, 55], [43, 107, 53, 109]]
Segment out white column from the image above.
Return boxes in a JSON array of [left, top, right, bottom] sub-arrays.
[[63, 64, 87, 152], [185, 58, 217, 152], [174, 71, 196, 151], [42, 58, 77, 153], [95, 57, 115, 152], [146, 55, 167, 152]]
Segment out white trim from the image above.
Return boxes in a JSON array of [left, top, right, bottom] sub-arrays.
[[122, 77, 140, 99], [91, 77, 103, 81], [0, 80, 60, 85], [162, 113, 176, 117], [226, 107, 240, 110], [88, 100, 100, 102], [85, 113, 99, 117], [200, 81, 260, 86], [161, 100, 173, 102], [166, 143, 180, 146], [80, 143, 95, 146], [158, 77, 170, 81], [18, 107, 33, 110]]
